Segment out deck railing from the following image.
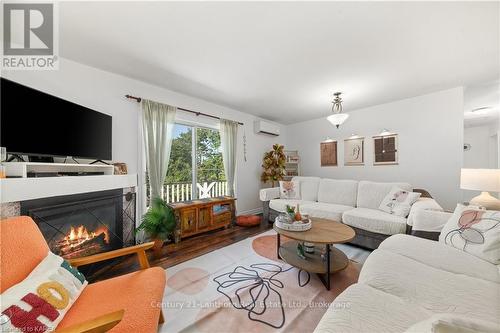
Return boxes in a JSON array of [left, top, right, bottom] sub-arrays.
[[161, 181, 228, 203]]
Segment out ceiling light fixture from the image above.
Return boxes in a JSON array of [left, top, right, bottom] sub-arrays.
[[327, 92, 349, 128]]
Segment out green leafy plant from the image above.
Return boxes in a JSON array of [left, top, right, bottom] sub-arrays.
[[286, 204, 296, 215], [136, 197, 176, 241], [261, 144, 286, 187]]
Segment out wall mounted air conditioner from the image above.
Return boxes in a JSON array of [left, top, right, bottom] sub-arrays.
[[254, 120, 280, 136]]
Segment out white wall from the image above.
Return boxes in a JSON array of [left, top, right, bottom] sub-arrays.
[[2, 58, 286, 215], [462, 121, 500, 202], [285, 88, 464, 210], [464, 125, 493, 168], [488, 120, 500, 169]]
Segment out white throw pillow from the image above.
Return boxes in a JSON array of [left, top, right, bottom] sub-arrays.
[[439, 204, 500, 265], [0, 252, 87, 333], [379, 187, 421, 217], [279, 180, 300, 200]]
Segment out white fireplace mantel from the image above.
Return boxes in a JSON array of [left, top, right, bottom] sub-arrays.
[[0, 174, 138, 203]]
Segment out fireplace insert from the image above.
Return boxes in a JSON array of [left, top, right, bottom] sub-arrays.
[[21, 189, 136, 260]]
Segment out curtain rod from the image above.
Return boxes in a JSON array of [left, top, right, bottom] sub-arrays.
[[125, 94, 244, 125]]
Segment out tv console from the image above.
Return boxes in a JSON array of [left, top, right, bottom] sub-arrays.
[[2, 162, 114, 178]]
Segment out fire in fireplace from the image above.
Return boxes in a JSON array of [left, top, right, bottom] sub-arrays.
[[56, 224, 111, 259]]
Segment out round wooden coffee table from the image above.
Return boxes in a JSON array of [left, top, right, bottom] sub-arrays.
[[273, 218, 355, 290]]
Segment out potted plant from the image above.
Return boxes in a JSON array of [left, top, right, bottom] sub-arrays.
[[261, 144, 286, 187], [136, 197, 176, 257]]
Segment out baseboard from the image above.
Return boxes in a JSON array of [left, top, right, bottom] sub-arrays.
[[237, 207, 263, 216]]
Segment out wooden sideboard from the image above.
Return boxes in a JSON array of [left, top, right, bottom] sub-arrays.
[[168, 196, 236, 243]]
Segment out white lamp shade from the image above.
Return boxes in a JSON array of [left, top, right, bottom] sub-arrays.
[[327, 113, 349, 127], [461, 168, 500, 192]]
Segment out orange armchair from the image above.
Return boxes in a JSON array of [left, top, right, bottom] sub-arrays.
[[1, 216, 166, 333]]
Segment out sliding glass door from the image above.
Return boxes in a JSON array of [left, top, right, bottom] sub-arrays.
[[146, 123, 226, 204], [164, 124, 194, 202], [195, 127, 226, 200]]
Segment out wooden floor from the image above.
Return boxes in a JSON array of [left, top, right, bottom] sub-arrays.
[[86, 221, 272, 282]]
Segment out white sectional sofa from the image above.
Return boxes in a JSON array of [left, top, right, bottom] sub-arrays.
[[260, 176, 442, 249], [314, 229, 500, 332]]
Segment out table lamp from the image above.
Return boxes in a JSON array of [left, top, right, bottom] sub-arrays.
[[461, 168, 500, 210]]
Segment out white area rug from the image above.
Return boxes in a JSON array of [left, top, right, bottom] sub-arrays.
[[159, 230, 370, 333]]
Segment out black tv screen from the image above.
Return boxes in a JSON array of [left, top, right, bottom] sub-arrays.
[[1, 78, 112, 160]]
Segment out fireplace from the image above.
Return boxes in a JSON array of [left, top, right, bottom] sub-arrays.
[[21, 189, 136, 259], [54, 222, 112, 258]]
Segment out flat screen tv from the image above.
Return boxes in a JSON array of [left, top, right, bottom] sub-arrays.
[[1, 78, 112, 160]]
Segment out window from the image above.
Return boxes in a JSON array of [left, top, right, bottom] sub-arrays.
[[146, 123, 226, 204], [196, 127, 225, 185]]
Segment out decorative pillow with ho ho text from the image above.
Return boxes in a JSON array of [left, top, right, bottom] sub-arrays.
[[0, 252, 87, 333]]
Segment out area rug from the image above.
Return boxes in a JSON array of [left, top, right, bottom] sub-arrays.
[[159, 229, 370, 333]]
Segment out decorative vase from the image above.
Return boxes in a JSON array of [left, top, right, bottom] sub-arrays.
[[296, 243, 306, 260], [294, 204, 302, 221], [152, 238, 164, 257]]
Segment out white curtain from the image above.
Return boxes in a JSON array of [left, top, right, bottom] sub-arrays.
[[141, 99, 176, 201], [220, 119, 239, 197]]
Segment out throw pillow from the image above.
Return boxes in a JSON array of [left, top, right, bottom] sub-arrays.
[[0, 252, 87, 333], [439, 204, 500, 264], [379, 187, 421, 217], [279, 180, 300, 200]]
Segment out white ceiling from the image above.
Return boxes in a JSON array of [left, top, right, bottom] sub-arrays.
[[59, 1, 500, 124]]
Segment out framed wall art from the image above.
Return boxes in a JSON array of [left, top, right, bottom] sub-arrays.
[[113, 162, 128, 175], [373, 134, 398, 165], [344, 137, 364, 166], [320, 141, 337, 166]]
